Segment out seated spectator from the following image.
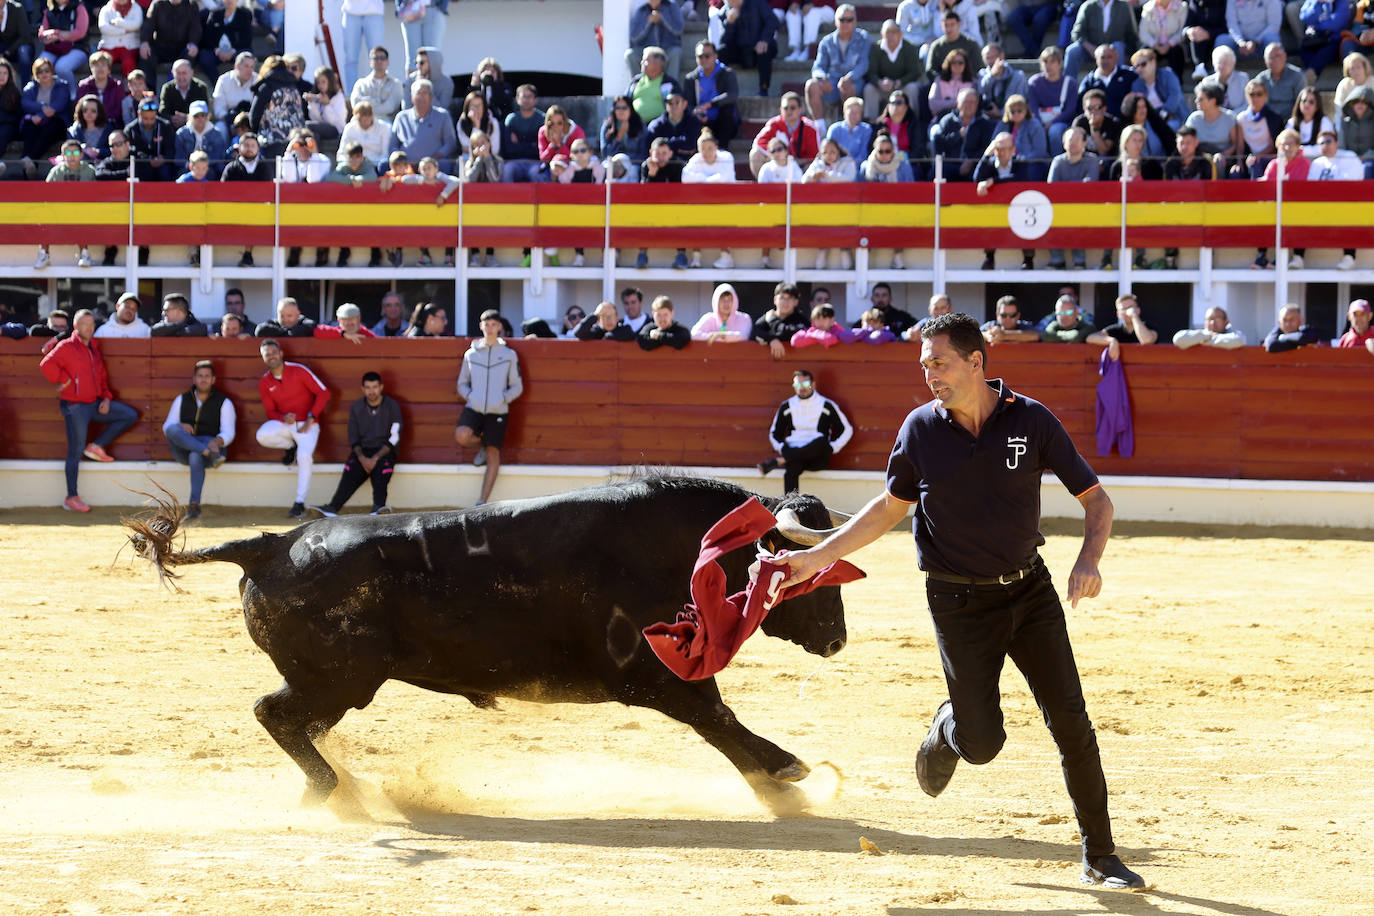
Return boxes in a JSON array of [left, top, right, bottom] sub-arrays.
[[1296, 0, 1350, 84], [462, 130, 503, 266], [337, 98, 392, 170], [1129, 48, 1189, 130], [996, 92, 1049, 179], [1087, 293, 1158, 360], [869, 283, 920, 336], [1257, 43, 1304, 119], [1028, 46, 1077, 153], [1340, 85, 1374, 176], [981, 294, 1041, 344], [1186, 80, 1238, 165], [627, 46, 680, 127], [806, 4, 872, 123], [877, 88, 925, 165], [277, 128, 332, 268], [139, 0, 200, 78], [174, 99, 226, 174], [752, 281, 809, 358], [1042, 295, 1096, 342], [97, 1, 142, 78], [1174, 306, 1247, 348], [557, 304, 585, 339], [633, 138, 689, 269], [402, 47, 452, 114], [861, 131, 916, 180], [1110, 124, 1165, 180], [212, 50, 254, 134], [757, 135, 804, 183], [219, 312, 252, 339], [1288, 87, 1333, 157], [791, 303, 856, 348], [329, 139, 384, 190], [1232, 78, 1284, 179], [19, 59, 72, 177], [575, 301, 636, 341], [1077, 44, 1136, 122], [0, 59, 22, 160], [161, 358, 235, 519], [1006, 0, 1058, 58], [974, 133, 1037, 270], [1335, 50, 1372, 110], [1066, 0, 1139, 76], [1046, 126, 1099, 268], [1071, 87, 1121, 164], [978, 42, 1028, 120], [1337, 298, 1374, 353], [925, 11, 980, 80], [250, 54, 308, 157], [626, 0, 685, 81], [715, 0, 777, 98], [1165, 123, 1217, 179], [646, 91, 700, 161], [68, 93, 114, 164], [404, 301, 448, 338], [501, 82, 544, 183], [304, 65, 348, 140], [638, 295, 691, 350], [929, 48, 974, 118], [33, 139, 94, 269], [119, 67, 147, 123], [151, 293, 209, 337], [865, 19, 924, 120], [1263, 303, 1322, 351], [1139, 0, 1189, 75], [456, 89, 501, 159], [159, 59, 210, 130], [855, 308, 898, 344], [371, 291, 409, 337], [749, 90, 819, 176], [313, 302, 376, 342], [219, 131, 270, 267], [256, 296, 318, 338], [691, 282, 752, 342], [827, 96, 874, 162], [805, 137, 858, 269], [76, 52, 126, 124], [1305, 130, 1361, 268], [1183, 0, 1228, 76], [1252, 128, 1306, 268], [1203, 44, 1248, 110], [392, 78, 456, 170], [95, 292, 150, 339], [468, 56, 514, 122], [931, 86, 996, 180], [349, 45, 403, 122], [37, 0, 89, 92], [772, 0, 836, 62], [757, 369, 853, 495], [1121, 91, 1176, 161], [199, 0, 253, 80], [600, 92, 646, 164], [93, 128, 134, 202], [682, 129, 736, 269]]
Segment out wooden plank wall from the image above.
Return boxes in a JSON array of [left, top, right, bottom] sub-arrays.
[[2, 338, 1371, 481]]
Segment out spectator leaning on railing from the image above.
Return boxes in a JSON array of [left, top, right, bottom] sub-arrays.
[[637, 295, 691, 351]]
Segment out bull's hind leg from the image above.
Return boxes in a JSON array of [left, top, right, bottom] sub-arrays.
[[254, 681, 364, 805]]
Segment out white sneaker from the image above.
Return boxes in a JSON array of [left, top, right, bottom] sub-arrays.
[[1338, 253, 1356, 270], [469, 252, 481, 267], [484, 254, 499, 267], [761, 254, 773, 270], [572, 252, 585, 267], [839, 249, 853, 269], [688, 251, 702, 268], [34, 249, 50, 269], [713, 251, 734, 269], [77, 248, 92, 268], [893, 251, 905, 269], [814, 250, 827, 269], [789, 47, 807, 62], [1193, 62, 1208, 79], [1287, 253, 1303, 269]]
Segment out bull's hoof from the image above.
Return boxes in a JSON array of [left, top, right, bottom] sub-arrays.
[[769, 760, 811, 783], [747, 776, 811, 818]]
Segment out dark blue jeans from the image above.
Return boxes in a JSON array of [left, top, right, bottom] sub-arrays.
[[164, 425, 219, 504], [60, 399, 138, 497], [924, 560, 1115, 857]]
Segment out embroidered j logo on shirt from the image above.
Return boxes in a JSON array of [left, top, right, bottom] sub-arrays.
[[1006, 436, 1028, 470]]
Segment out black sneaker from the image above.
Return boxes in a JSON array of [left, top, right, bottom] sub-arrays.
[[1082, 854, 1146, 891], [1099, 252, 1114, 270], [336, 247, 351, 267], [758, 458, 779, 475], [281, 445, 297, 467], [102, 246, 117, 266], [389, 248, 404, 268], [185, 502, 202, 520], [370, 506, 392, 515], [981, 253, 995, 270], [238, 250, 254, 267], [288, 502, 305, 519], [314, 248, 329, 268], [916, 700, 960, 797], [138, 246, 149, 266], [308, 505, 338, 518], [368, 248, 383, 267], [1021, 255, 1035, 270], [286, 248, 301, 267]]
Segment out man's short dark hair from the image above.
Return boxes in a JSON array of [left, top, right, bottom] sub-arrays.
[[774, 282, 800, 299], [872, 282, 892, 296], [226, 287, 244, 301], [260, 338, 282, 351], [1175, 124, 1198, 138], [370, 46, 388, 58], [620, 286, 644, 302], [479, 309, 501, 323], [51, 309, 70, 322], [921, 313, 987, 366], [793, 369, 814, 382], [995, 294, 1019, 313], [194, 359, 214, 374], [361, 371, 382, 384], [163, 294, 189, 311], [943, 10, 961, 21], [1083, 88, 1107, 106], [516, 83, 537, 96]]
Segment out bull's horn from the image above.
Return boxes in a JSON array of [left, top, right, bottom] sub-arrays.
[[775, 508, 842, 547], [827, 508, 852, 527]]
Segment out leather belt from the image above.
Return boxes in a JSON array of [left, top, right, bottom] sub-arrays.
[[925, 560, 1041, 587]]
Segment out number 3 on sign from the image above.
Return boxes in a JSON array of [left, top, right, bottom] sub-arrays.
[[1007, 190, 1053, 240]]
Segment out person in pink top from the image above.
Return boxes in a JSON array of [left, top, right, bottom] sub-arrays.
[[790, 303, 857, 347], [1337, 298, 1374, 354], [1253, 128, 1310, 268], [537, 104, 585, 165], [691, 283, 754, 341]]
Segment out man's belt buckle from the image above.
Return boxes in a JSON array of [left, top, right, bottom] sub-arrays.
[[997, 567, 1028, 586]]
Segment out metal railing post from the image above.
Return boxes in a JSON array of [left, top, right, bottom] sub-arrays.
[[933, 155, 945, 292]]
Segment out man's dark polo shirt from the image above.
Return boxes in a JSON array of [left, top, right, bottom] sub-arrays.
[[1099, 321, 1153, 344], [885, 379, 1099, 578]]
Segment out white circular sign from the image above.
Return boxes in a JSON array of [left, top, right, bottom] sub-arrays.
[[1007, 189, 1054, 240]]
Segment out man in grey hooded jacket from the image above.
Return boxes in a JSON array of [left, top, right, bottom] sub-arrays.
[[456, 309, 524, 506]]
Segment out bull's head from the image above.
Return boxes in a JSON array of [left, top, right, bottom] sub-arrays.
[[758, 493, 850, 659]]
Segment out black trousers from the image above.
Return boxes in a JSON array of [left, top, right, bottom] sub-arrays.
[[325, 448, 395, 511], [720, 42, 776, 92], [924, 560, 1115, 857], [781, 437, 831, 494]]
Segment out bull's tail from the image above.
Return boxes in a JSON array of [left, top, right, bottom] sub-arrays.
[[122, 485, 280, 588]]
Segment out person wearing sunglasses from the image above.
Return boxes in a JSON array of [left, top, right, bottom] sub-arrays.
[[805, 3, 872, 123], [758, 369, 853, 496], [684, 39, 741, 147], [979, 295, 1040, 345]]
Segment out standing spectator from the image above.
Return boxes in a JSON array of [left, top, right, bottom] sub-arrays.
[[620, 287, 651, 333], [402, 46, 452, 113], [557, 305, 585, 338], [1173, 305, 1247, 348], [211, 49, 253, 132], [1046, 126, 1099, 268], [150, 293, 209, 336], [1129, 48, 1189, 129], [162, 359, 235, 519], [338, 0, 384, 96], [1289, 86, 1334, 155], [748, 90, 819, 175], [1087, 294, 1159, 360], [456, 90, 501, 158], [310, 371, 402, 518], [349, 45, 403, 121], [862, 282, 919, 336], [981, 294, 1042, 344], [646, 91, 699, 160], [1262, 303, 1322, 350], [1337, 298, 1374, 352], [996, 93, 1050, 178], [931, 86, 997, 180], [19, 57, 71, 176], [758, 369, 852, 495], [468, 56, 514, 122], [715, 0, 776, 98], [1185, 80, 1238, 161], [691, 282, 753, 342], [752, 281, 809, 358], [396, 0, 450, 75], [1028, 45, 1077, 152], [928, 48, 975, 118], [337, 99, 392, 170], [684, 40, 740, 149], [255, 296, 318, 338], [898, 0, 942, 55], [158, 57, 209, 129], [1340, 84, 1374, 175], [828, 95, 874, 160], [219, 314, 252, 339], [37, 0, 88, 92], [501, 82, 545, 182], [1065, 0, 1139, 76], [1184, 0, 1229, 76], [806, 4, 871, 123], [173, 99, 225, 172], [1256, 43, 1305, 119], [124, 93, 174, 181], [139, 0, 201, 79], [1203, 43, 1248, 109], [455, 309, 523, 507], [392, 79, 456, 169], [637, 295, 691, 350], [974, 133, 1036, 270], [1139, 0, 1190, 75], [255, 338, 330, 519], [600, 92, 646, 164], [860, 132, 916, 181], [68, 92, 113, 163], [855, 309, 898, 343], [77, 51, 127, 120], [38, 308, 139, 513], [2, 0, 34, 77], [250, 54, 308, 157], [925, 11, 981, 79], [304, 65, 348, 140], [627, 0, 685, 79], [94, 292, 150, 338], [198, 0, 251, 81], [978, 42, 1028, 120], [371, 291, 409, 337], [1216, 0, 1282, 62]]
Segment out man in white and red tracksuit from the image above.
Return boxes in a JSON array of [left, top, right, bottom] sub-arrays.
[[758, 368, 853, 494], [38, 308, 140, 513], [255, 338, 330, 519]]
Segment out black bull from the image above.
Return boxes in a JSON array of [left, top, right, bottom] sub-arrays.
[[126, 476, 851, 810]]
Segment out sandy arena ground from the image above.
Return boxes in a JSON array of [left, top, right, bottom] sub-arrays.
[[0, 504, 1371, 916]]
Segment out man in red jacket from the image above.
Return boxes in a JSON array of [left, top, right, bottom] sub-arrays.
[[38, 309, 140, 513], [255, 339, 331, 519]]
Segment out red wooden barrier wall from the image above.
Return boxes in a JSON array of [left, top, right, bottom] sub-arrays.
[[3, 338, 1371, 482]]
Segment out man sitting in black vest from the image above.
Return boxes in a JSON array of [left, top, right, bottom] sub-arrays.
[[161, 360, 237, 520]]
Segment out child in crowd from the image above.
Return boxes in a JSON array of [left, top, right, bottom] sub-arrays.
[[757, 138, 803, 269], [177, 150, 213, 265], [855, 307, 898, 344], [550, 138, 604, 267], [121, 70, 148, 124], [380, 150, 416, 267], [790, 304, 856, 348], [462, 129, 503, 267], [410, 155, 459, 267]]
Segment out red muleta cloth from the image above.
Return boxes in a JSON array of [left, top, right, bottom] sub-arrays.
[[643, 497, 865, 680]]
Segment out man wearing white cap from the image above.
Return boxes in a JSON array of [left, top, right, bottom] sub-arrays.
[[1337, 299, 1374, 354], [313, 303, 376, 343], [174, 99, 228, 176], [94, 293, 152, 339]]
